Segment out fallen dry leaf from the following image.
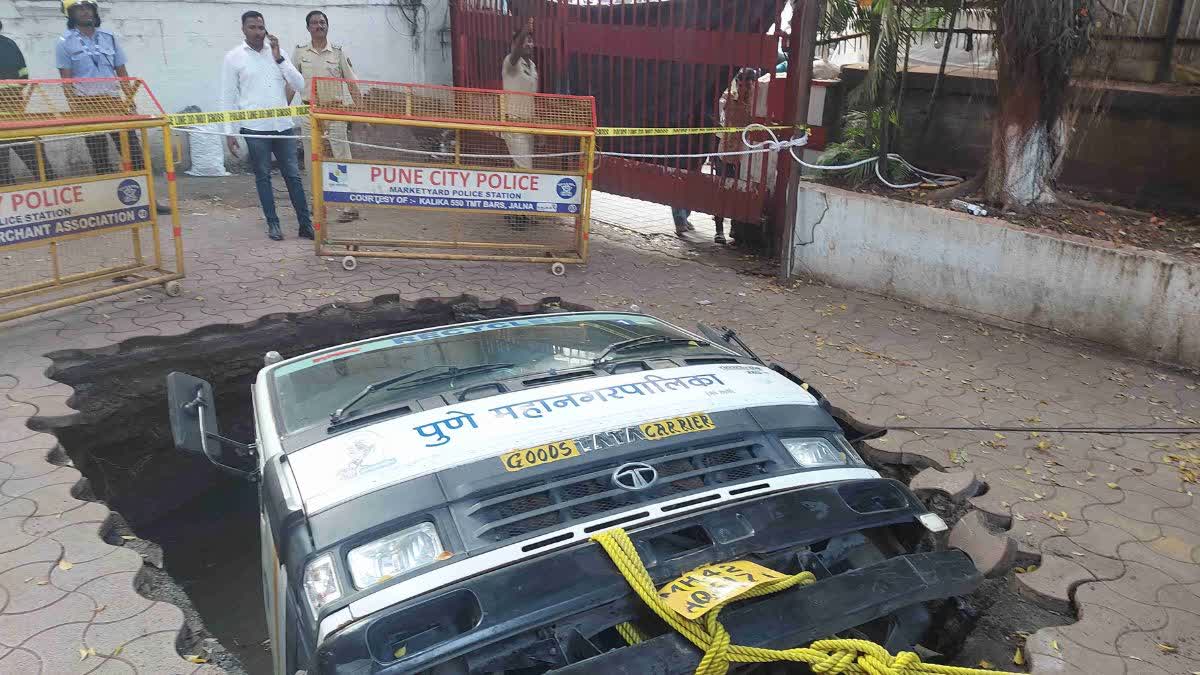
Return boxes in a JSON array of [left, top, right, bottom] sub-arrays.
[[58, 560, 73, 571], [184, 655, 208, 664], [1107, 482, 1120, 489], [1051, 639, 1060, 650], [78, 646, 95, 661], [1157, 643, 1177, 653], [1013, 647, 1025, 666], [978, 660, 993, 669]]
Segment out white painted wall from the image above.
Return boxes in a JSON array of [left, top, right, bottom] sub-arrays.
[[0, 0, 452, 173], [0, 0, 452, 113], [789, 182, 1200, 367]]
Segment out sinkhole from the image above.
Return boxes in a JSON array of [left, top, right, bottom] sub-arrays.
[[35, 295, 582, 674], [30, 293, 1073, 674]]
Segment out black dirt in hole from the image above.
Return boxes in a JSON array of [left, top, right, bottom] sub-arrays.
[[36, 295, 584, 675]]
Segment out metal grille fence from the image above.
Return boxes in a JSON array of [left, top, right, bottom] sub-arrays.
[[309, 78, 595, 268], [311, 79, 595, 131], [451, 0, 795, 225], [0, 78, 184, 323], [0, 78, 164, 130]]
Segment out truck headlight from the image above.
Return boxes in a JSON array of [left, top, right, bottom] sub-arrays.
[[780, 436, 863, 468], [303, 553, 342, 616], [347, 522, 443, 590]]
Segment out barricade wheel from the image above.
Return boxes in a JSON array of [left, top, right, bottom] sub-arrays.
[[342, 256, 358, 271], [164, 280, 183, 297], [550, 262, 566, 277]]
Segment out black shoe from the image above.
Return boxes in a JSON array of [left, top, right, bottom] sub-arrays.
[[298, 226, 315, 240], [155, 201, 171, 215], [268, 223, 284, 241]]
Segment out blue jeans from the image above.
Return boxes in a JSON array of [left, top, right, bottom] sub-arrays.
[[241, 128, 311, 229]]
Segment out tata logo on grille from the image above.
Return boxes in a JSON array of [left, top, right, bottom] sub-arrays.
[[612, 462, 658, 491], [116, 179, 142, 206]]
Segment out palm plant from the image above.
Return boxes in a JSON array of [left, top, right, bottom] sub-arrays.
[[817, 0, 1114, 209]]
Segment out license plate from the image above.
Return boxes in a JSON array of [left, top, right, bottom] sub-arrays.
[[657, 560, 787, 619], [640, 412, 715, 441], [500, 439, 580, 472]]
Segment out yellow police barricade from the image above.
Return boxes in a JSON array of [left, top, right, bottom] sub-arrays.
[[0, 77, 183, 323], [308, 78, 595, 274]]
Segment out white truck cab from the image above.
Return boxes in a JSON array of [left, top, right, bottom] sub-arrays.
[[166, 312, 968, 675]]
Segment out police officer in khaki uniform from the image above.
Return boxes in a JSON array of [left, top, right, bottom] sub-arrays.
[[291, 10, 361, 222]]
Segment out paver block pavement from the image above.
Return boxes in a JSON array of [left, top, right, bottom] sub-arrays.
[[948, 510, 1019, 578], [0, 185, 1196, 673]]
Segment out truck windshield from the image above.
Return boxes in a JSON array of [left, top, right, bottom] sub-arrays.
[[268, 313, 716, 434]]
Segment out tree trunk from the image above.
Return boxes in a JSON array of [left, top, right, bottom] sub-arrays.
[[985, 5, 1070, 209], [985, 118, 1067, 209]]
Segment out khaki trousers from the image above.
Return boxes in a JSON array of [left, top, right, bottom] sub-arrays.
[[298, 116, 351, 174]]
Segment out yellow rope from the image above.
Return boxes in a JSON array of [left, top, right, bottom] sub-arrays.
[[591, 528, 1010, 675]]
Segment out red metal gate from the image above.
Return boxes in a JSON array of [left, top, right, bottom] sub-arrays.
[[451, 0, 790, 223]]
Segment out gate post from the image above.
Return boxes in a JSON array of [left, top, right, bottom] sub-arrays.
[[777, 0, 824, 280]]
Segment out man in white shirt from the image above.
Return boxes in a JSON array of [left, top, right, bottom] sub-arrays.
[[220, 10, 311, 241]]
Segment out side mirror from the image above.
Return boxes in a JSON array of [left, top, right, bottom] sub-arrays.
[[166, 372, 258, 480], [167, 372, 220, 456], [696, 322, 763, 364]]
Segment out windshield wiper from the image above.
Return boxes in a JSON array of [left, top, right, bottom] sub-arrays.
[[329, 362, 515, 425], [592, 335, 710, 366]]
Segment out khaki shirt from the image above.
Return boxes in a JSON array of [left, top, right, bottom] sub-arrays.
[[291, 42, 358, 104]]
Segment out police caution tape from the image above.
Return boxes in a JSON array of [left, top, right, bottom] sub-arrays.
[[167, 105, 309, 127], [164, 105, 805, 138]]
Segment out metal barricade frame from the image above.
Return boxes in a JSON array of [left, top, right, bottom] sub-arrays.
[[0, 78, 184, 323], [309, 79, 596, 269]]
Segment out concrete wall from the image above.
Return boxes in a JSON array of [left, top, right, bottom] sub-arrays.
[[836, 65, 1200, 210], [789, 182, 1200, 367], [0, 0, 452, 172]]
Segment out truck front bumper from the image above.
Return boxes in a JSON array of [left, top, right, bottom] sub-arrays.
[[312, 478, 980, 674]]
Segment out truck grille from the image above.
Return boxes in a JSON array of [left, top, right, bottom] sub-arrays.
[[466, 440, 775, 543]]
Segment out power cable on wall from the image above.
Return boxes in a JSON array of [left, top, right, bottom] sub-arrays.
[[391, 0, 428, 51]]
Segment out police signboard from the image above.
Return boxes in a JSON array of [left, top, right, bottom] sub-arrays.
[[323, 163, 583, 215], [0, 176, 152, 249]]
